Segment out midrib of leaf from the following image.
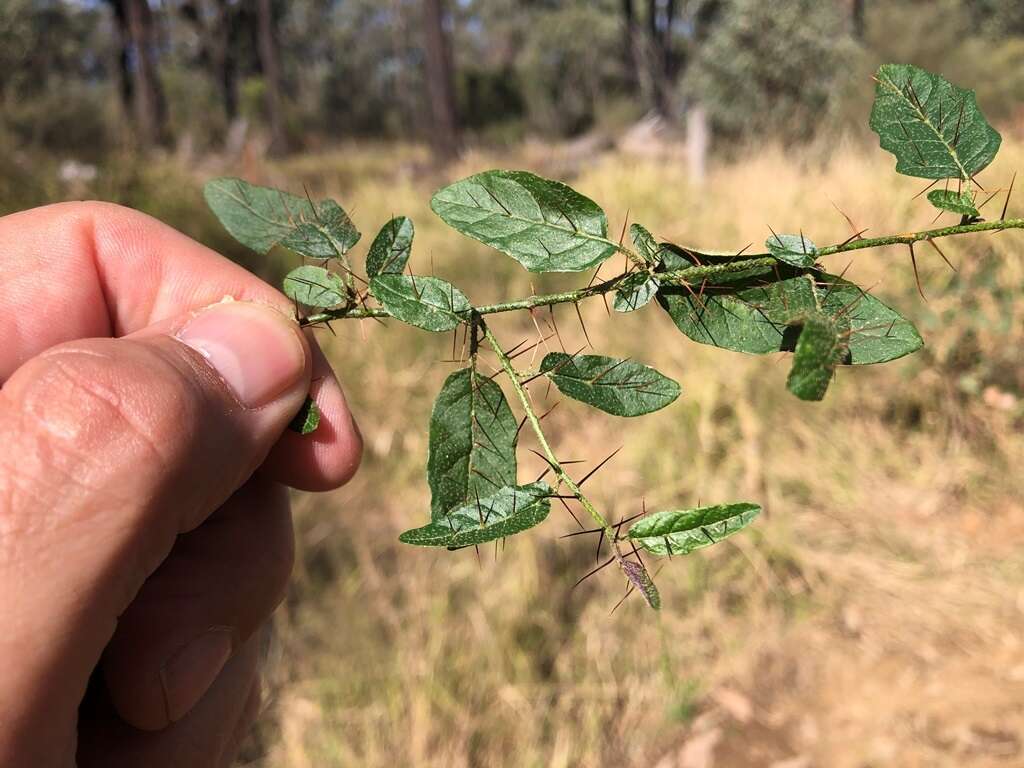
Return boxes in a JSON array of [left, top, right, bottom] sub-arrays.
[[877, 70, 971, 181], [456, 188, 623, 257]]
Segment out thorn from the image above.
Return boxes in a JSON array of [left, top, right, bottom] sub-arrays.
[[577, 446, 623, 488], [925, 238, 957, 273], [617, 208, 630, 247], [609, 585, 635, 615], [908, 242, 927, 301], [573, 302, 592, 348], [1002, 171, 1016, 221], [572, 555, 617, 589], [557, 495, 585, 529], [911, 179, 940, 201], [828, 198, 860, 234], [548, 305, 566, 353]]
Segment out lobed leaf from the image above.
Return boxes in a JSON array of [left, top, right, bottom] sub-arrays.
[[398, 482, 552, 548], [430, 169, 617, 273], [657, 268, 922, 364], [283, 265, 348, 308], [205, 178, 360, 256], [628, 502, 761, 556], [766, 233, 817, 268], [427, 367, 518, 521], [288, 396, 321, 435], [613, 272, 660, 313], [869, 63, 1001, 181], [366, 216, 415, 277], [786, 313, 849, 401], [620, 559, 661, 611], [369, 274, 471, 332], [926, 189, 979, 218], [540, 353, 680, 417]]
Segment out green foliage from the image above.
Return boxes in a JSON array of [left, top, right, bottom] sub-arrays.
[[430, 170, 617, 273], [366, 216, 415, 277], [283, 265, 348, 308], [628, 503, 761, 556], [289, 396, 321, 435], [204, 61, 1021, 610], [204, 178, 360, 257], [398, 482, 552, 548], [427, 367, 518, 521], [927, 189, 980, 217], [786, 314, 849, 401], [766, 234, 818, 268], [369, 274, 471, 332], [539, 353, 681, 417], [869, 63, 1001, 181]]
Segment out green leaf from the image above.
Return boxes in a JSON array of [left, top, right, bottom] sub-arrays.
[[204, 178, 360, 256], [628, 502, 761, 556], [540, 353, 681, 417], [786, 313, 849, 401], [613, 272, 660, 313], [427, 367, 518, 521], [366, 216, 414, 277], [869, 63, 1001, 181], [766, 233, 817, 268], [282, 265, 348, 308], [369, 274, 471, 332], [926, 189, 979, 218], [620, 560, 661, 610], [398, 482, 552, 548], [630, 223, 660, 264], [288, 396, 320, 435], [430, 169, 617, 273], [657, 268, 922, 364]]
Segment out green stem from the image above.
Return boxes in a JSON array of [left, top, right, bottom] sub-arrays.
[[482, 321, 620, 551], [298, 217, 1024, 326]]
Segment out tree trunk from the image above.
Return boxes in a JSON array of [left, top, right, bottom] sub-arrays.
[[256, 0, 287, 155], [422, 0, 460, 162], [110, 0, 168, 147]]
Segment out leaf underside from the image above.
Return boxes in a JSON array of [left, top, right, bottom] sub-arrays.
[[540, 353, 681, 417], [766, 233, 818, 268], [657, 267, 923, 364], [630, 223, 660, 264], [620, 559, 661, 611], [398, 482, 552, 548], [926, 189, 979, 217], [613, 272, 660, 312], [628, 502, 761, 556], [427, 367, 519, 521], [430, 169, 617, 273], [283, 265, 348, 308], [786, 313, 849, 401], [869, 63, 1001, 181], [204, 178, 360, 256], [369, 274, 471, 332], [366, 216, 415, 277]]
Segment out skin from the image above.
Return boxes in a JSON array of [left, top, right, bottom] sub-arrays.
[[0, 202, 362, 767]]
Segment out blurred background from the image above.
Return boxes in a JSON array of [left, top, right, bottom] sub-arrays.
[[4, 1, 1024, 766]]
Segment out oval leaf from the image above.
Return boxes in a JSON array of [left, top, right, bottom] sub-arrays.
[[370, 274, 471, 332], [540, 353, 680, 417], [657, 269, 922, 364], [398, 482, 552, 548], [620, 559, 661, 611], [283, 265, 348, 308], [205, 178, 360, 256], [366, 216, 414, 277], [786, 313, 849, 401], [766, 233, 817, 268], [926, 189, 979, 218], [630, 223, 660, 264], [430, 170, 616, 273], [869, 63, 1001, 181], [428, 367, 518, 521], [628, 502, 761, 556], [613, 272, 660, 313]]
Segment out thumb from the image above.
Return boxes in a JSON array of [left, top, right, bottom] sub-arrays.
[[0, 300, 310, 762]]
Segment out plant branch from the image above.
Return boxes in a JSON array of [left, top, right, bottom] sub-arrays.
[[481, 321, 621, 554], [298, 217, 1024, 327]]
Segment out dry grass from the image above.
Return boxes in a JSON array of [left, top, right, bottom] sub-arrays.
[[230, 139, 1024, 768]]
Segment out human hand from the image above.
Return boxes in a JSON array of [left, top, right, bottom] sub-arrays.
[[0, 202, 362, 767]]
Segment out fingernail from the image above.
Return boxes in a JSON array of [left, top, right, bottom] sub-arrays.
[[177, 301, 306, 408], [160, 627, 234, 723]]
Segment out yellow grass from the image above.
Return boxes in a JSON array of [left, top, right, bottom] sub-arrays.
[[234, 139, 1024, 767]]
